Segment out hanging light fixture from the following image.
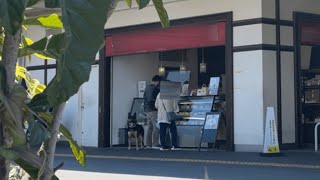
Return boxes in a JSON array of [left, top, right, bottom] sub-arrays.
[[159, 52, 166, 76], [180, 50, 186, 72], [180, 63, 186, 72], [200, 48, 207, 73], [159, 65, 165, 77]]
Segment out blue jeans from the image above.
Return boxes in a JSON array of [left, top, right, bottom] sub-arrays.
[[159, 122, 178, 148]]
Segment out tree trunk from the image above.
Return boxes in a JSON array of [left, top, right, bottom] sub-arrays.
[[0, 28, 22, 180], [1, 29, 22, 90], [0, 121, 8, 180], [39, 103, 66, 180]]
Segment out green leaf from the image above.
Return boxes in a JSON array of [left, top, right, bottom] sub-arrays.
[[0, 65, 27, 145], [0, 84, 27, 124], [125, 0, 133, 8], [0, 147, 17, 160], [21, 36, 53, 60], [27, 0, 41, 7], [23, 14, 63, 29], [45, 0, 112, 106], [152, 0, 170, 28], [27, 119, 51, 146], [0, 146, 59, 180], [35, 112, 86, 167], [0, 0, 26, 35], [136, 0, 150, 9], [1, 112, 26, 145], [60, 125, 86, 167], [19, 33, 65, 59], [28, 93, 51, 112], [45, 0, 60, 8]]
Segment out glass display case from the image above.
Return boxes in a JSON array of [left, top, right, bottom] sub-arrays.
[[301, 69, 320, 123], [301, 69, 320, 143], [176, 96, 215, 126]]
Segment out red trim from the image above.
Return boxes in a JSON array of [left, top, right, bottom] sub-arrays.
[[300, 22, 320, 46], [105, 22, 225, 57]]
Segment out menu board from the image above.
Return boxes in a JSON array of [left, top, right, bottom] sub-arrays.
[[199, 112, 221, 151], [209, 77, 220, 95], [204, 113, 220, 130]]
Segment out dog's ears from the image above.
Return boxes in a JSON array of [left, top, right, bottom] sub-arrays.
[[128, 112, 131, 119], [133, 113, 136, 118]]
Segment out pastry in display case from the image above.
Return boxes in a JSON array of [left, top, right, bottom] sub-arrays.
[[176, 96, 215, 126]]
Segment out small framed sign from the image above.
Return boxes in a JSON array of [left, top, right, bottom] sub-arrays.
[[208, 77, 220, 95], [199, 112, 221, 151]]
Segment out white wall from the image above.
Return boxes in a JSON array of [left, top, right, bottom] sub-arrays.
[[280, 26, 294, 46], [281, 52, 296, 144], [28, 70, 45, 84], [79, 65, 99, 147], [233, 50, 264, 152], [234, 24, 276, 47], [262, 51, 278, 122], [262, 0, 276, 19], [111, 53, 159, 145], [280, 0, 320, 20], [106, 0, 263, 29], [60, 94, 80, 142]]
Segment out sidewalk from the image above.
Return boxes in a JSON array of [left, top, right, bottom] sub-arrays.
[[55, 145, 320, 167]]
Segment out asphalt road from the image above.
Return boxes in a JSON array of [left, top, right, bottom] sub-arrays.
[[54, 155, 320, 180]]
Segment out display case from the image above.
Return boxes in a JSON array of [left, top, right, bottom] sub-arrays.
[[175, 95, 225, 147], [176, 96, 215, 126], [301, 69, 320, 121], [301, 69, 320, 143]]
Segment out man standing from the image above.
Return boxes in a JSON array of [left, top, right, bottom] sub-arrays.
[[144, 75, 161, 148]]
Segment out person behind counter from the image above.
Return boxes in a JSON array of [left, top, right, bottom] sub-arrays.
[[155, 93, 180, 151], [144, 75, 161, 148]]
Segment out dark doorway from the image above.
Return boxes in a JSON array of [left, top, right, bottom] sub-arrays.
[[294, 12, 320, 147]]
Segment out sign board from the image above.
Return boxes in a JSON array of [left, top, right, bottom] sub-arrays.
[[199, 112, 221, 151], [166, 71, 190, 84], [209, 77, 220, 95], [138, 81, 146, 98], [261, 107, 281, 156]]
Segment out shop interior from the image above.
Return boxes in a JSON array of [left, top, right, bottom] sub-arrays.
[[111, 46, 228, 148], [299, 21, 320, 145]]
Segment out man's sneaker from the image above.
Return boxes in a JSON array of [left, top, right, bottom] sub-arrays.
[[171, 147, 181, 151], [160, 147, 169, 151]]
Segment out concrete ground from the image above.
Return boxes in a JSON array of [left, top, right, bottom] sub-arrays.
[[54, 146, 320, 180]]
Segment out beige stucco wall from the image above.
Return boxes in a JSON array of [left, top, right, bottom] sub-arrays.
[[106, 0, 263, 29]]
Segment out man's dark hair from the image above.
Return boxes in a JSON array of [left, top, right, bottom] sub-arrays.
[[152, 75, 161, 82]]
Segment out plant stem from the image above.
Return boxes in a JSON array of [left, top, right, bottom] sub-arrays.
[[39, 102, 66, 180]]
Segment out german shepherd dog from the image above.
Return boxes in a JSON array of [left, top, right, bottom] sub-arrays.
[[127, 113, 144, 150]]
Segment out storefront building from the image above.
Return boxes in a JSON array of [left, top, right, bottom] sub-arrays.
[[25, 0, 320, 152]]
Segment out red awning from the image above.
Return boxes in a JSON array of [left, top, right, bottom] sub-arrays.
[[301, 22, 320, 46], [106, 22, 225, 57]]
